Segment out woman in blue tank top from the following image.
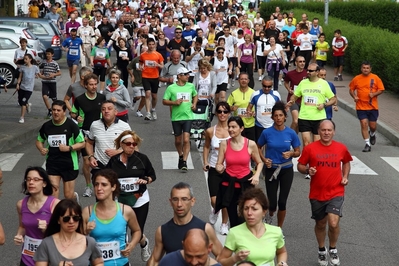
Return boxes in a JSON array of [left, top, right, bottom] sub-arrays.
[[82, 169, 142, 266]]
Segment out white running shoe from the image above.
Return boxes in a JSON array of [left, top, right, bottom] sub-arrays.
[[26, 103, 32, 113], [144, 112, 152, 120], [220, 223, 229, 235], [263, 212, 273, 224], [304, 174, 311, 179], [151, 110, 157, 120], [209, 209, 219, 225], [258, 76, 263, 81], [329, 249, 340, 266], [74, 192, 80, 205], [141, 238, 151, 262], [136, 110, 144, 117], [318, 249, 328, 266], [19, 117, 24, 123], [83, 186, 92, 197]]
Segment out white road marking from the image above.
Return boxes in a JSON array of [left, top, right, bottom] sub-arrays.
[[161, 152, 194, 169], [381, 157, 399, 173], [292, 156, 377, 175], [0, 153, 24, 171]]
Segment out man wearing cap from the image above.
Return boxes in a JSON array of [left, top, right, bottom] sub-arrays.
[[163, 67, 198, 172], [182, 23, 197, 47]]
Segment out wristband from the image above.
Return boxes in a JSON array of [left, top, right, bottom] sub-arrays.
[[69, 146, 73, 152], [88, 154, 95, 159]]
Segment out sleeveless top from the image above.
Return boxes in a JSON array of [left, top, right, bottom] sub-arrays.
[[197, 72, 212, 100], [225, 138, 251, 178], [161, 216, 206, 254], [89, 202, 128, 266], [21, 195, 56, 266], [209, 126, 230, 167], [156, 41, 168, 62]]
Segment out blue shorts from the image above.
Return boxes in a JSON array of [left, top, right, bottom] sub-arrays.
[[357, 110, 379, 122], [67, 59, 80, 67]]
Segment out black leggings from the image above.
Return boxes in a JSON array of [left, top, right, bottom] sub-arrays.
[[239, 61, 254, 89], [299, 50, 312, 70], [264, 166, 294, 212], [226, 187, 245, 228], [266, 63, 280, 91], [133, 201, 149, 240]]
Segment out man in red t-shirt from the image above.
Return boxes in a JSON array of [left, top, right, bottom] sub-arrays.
[[297, 119, 352, 266], [283, 56, 307, 133], [332, 29, 348, 81]]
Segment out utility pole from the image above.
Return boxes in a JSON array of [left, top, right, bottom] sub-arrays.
[[325, 0, 329, 25]]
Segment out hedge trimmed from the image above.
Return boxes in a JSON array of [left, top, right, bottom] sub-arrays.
[[259, 1, 399, 34], [258, 7, 399, 93]]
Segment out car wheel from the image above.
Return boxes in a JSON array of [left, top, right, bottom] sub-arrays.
[[0, 64, 15, 87]]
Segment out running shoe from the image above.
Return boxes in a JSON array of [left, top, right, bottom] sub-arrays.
[[144, 112, 152, 120], [136, 110, 144, 117], [151, 110, 157, 120], [74, 192, 80, 205], [258, 75, 262, 81], [338, 74, 343, 81], [362, 144, 371, 152], [19, 117, 24, 124], [220, 223, 229, 235], [263, 212, 273, 224], [130, 100, 136, 111], [304, 174, 311, 179], [318, 248, 328, 266], [329, 249, 340, 266], [181, 161, 188, 172], [278, 80, 282, 86], [141, 238, 151, 262], [369, 131, 376, 145], [209, 209, 219, 225], [83, 186, 92, 197], [333, 76, 338, 81], [231, 79, 235, 88], [26, 103, 32, 113], [46, 109, 52, 119], [178, 157, 184, 170]]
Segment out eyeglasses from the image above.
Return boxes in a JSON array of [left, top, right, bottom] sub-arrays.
[[123, 141, 138, 147], [25, 177, 43, 182], [62, 215, 81, 223], [307, 69, 318, 72], [262, 85, 273, 89], [217, 52, 224, 54], [171, 197, 192, 203], [216, 110, 229, 114]]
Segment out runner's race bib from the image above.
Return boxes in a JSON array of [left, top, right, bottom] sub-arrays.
[[97, 241, 121, 261], [22, 236, 42, 257], [48, 134, 67, 147], [119, 177, 139, 192]]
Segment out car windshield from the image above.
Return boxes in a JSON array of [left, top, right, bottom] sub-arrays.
[[0, 38, 19, 49], [27, 23, 49, 35]]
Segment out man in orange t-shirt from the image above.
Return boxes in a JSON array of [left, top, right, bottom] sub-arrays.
[[139, 38, 164, 121], [349, 61, 384, 152]]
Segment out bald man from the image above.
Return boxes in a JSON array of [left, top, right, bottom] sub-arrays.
[[159, 229, 221, 266]]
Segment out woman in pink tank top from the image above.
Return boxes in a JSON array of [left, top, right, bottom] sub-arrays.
[[215, 116, 263, 228]]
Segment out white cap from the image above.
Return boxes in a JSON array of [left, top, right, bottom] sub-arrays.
[[177, 67, 191, 75]]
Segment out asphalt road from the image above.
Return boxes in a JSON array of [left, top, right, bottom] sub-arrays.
[[1, 63, 399, 265]]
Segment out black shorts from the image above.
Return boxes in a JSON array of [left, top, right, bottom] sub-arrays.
[[357, 110, 379, 122], [205, 50, 214, 57], [18, 89, 32, 106], [172, 120, 192, 136], [207, 167, 223, 197], [310, 196, 344, 220], [298, 119, 323, 135], [230, 57, 238, 68], [255, 125, 265, 143], [241, 126, 255, 141], [47, 165, 79, 182], [312, 44, 316, 52], [41, 82, 57, 100], [257, 55, 266, 70], [333, 56, 345, 68], [93, 67, 106, 82], [142, 78, 159, 94], [216, 83, 228, 94]]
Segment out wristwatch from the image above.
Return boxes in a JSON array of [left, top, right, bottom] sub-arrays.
[[69, 146, 73, 152]]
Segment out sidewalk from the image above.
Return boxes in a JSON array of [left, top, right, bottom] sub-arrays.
[[0, 64, 398, 153]]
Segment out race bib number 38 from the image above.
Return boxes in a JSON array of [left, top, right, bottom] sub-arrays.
[[119, 177, 139, 192], [97, 241, 121, 261], [48, 134, 67, 147]]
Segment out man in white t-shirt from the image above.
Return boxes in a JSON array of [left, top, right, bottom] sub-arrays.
[[274, 13, 286, 32]]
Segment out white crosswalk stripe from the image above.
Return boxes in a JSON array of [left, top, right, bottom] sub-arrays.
[[161, 151, 194, 169], [0, 153, 24, 171], [292, 156, 377, 175], [381, 157, 399, 172]]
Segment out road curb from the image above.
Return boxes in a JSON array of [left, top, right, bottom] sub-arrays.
[[338, 98, 399, 146], [0, 125, 41, 153]]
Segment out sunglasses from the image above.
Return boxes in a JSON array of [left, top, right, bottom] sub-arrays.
[[263, 85, 273, 88], [307, 69, 317, 72], [123, 141, 138, 147], [216, 110, 229, 114], [62, 215, 81, 223], [297, 60, 305, 63], [175, 32, 182, 34], [217, 52, 224, 54]]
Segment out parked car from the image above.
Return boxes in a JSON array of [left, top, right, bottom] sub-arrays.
[[0, 32, 43, 87], [0, 25, 46, 60], [0, 17, 64, 60]]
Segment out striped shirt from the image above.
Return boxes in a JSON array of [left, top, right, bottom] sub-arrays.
[[41, 60, 60, 83]]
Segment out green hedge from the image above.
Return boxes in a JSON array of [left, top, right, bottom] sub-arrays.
[[260, 8, 399, 93], [260, 1, 399, 33]]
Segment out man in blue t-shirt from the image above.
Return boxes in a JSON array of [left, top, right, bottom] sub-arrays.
[[62, 28, 84, 83], [318, 68, 338, 120]]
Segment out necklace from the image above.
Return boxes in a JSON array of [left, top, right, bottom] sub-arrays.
[[59, 233, 76, 252]]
